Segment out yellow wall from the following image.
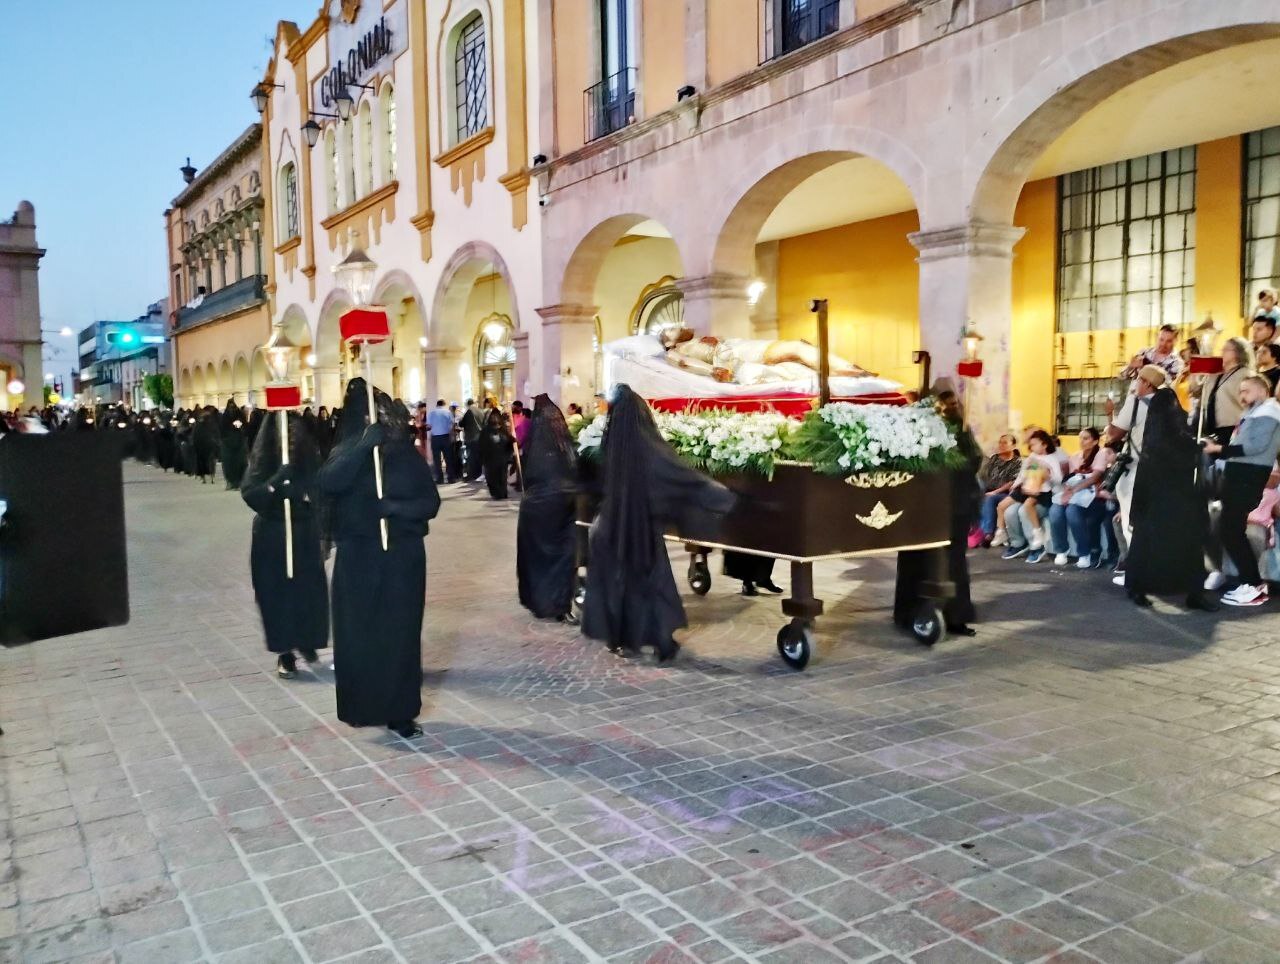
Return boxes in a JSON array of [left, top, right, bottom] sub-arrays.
[[554, 0, 591, 153], [642, 0, 683, 118], [1010, 178, 1057, 433], [857, 0, 903, 19], [594, 236, 684, 341], [707, 0, 758, 88], [1196, 136, 1245, 330], [776, 209, 921, 389]]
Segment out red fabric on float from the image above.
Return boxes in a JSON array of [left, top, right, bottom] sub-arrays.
[[340, 307, 391, 344], [646, 392, 907, 416]]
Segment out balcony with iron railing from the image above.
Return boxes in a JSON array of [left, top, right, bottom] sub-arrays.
[[175, 274, 267, 331], [759, 0, 841, 63], [584, 68, 637, 142]]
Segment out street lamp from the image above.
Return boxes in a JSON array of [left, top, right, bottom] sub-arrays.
[[263, 323, 305, 579], [250, 82, 284, 115], [335, 88, 355, 121], [7, 379, 24, 396], [334, 242, 378, 306]]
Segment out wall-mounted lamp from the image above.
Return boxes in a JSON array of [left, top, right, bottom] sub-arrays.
[[302, 111, 339, 147], [677, 85, 696, 101], [418, 336, 429, 349], [251, 82, 285, 115], [746, 279, 766, 306]]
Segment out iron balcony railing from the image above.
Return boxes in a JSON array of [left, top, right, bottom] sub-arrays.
[[175, 274, 267, 331], [584, 68, 637, 142], [760, 0, 841, 63]]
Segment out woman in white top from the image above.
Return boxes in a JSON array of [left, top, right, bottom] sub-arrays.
[[998, 430, 1066, 560]]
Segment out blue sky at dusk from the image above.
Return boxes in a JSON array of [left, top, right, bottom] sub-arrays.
[[2, 0, 317, 333]]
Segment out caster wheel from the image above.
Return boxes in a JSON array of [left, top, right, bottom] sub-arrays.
[[911, 603, 944, 647], [688, 560, 711, 596], [776, 618, 813, 670]]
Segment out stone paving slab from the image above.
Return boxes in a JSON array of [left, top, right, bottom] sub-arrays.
[[2, 463, 1280, 962]]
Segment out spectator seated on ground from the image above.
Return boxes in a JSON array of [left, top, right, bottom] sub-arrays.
[[1205, 470, 1280, 590], [978, 433, 1021, 546], [998, 430, 1063, 563], [1045, 428, 1115, 570]]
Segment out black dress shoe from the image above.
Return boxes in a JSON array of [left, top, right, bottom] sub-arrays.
[[298, 649, 319, 664], [947, 624, 977, 637], [608, 645, 636, 659], [740, 582, 759, 597], [1128, 592, 1152, 608], [387, 721, 423, 739], [758, 580, 785, 594], [557, 612, 580, 626], [656, 641, 681, 664], [1185, 593, 1220, 613], [276, 653, 297, 678]]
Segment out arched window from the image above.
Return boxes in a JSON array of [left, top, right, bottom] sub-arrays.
[[358, 101, 374, 197], [475, 314, 515, 405], [325, 127, 339, 214], [248, 171, 260, 194], [200, 210, 210, 229], [230, 186, 242, 206], [454, 14, 488, 143], [632, 284, 684, 335], [380, 83, 397, 183], [278, 163, 299, 239], [340, 116, 356, 207], [214, 199, 225, 219]]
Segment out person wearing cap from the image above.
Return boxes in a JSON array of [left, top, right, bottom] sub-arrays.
[[1106, 364, 1166, 563]]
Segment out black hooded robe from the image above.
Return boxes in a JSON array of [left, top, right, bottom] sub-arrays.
[[154, 415, 176, 471], [478, 414, 515, 499], [194, 409, 220, 480], [242, 411, 329, 656], [582, 385, 735, 658], [320, 380, 440, 728], [220, 403, 249, 489], [1125, 388, 1207, 598], [517, 396, 579, 619]]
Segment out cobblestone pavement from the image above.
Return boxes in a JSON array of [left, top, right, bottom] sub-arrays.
[[3, 463, 1280, 963]]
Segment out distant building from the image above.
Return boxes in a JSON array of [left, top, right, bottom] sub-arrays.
[[77, 300, 171, 408], [0, 201, 44, 411]]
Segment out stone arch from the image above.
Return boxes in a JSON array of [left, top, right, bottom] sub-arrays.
[[232, 353, 251, 403], [203, 363, 217, 404], [430, 241, 522, 348], [968, 2, 1280, 226], [315, 287, 355, 369], [217, 359, 233, 401], [186, 366, 203, 406], [373, 269, 428, 401], [179, 366, 192, 406], [702, 125, 925, 280]]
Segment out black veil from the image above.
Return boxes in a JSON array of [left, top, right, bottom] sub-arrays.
[[597, 384, 674, 571], [330, 377, 405, 451], [524, 394, 577, 487], [243, 409, 322, 498], [221, 400, 243, 433]]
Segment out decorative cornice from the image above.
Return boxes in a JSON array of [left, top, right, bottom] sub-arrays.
[[908, 223, 1027, 262], [435, 128, 495, 167], [273, 236, 302, 256], [410, 210, 436, 231], [171, 125, 262, 208], [302, 265, 317, 279], [319, 181, 400, 250], [290, 12, 329, 63], [435, 128, 494, 207], [676, 273, 751, 301], [536, 304, 599, 326], [498, 168, 531, 231]]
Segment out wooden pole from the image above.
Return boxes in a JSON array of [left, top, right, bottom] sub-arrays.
[[811, 299, 831, 407], [279, 408, 293, 579], [362, 349, 389, 550]]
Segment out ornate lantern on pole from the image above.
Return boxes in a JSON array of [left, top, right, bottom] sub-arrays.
[[334, 234, 390, 551], [958, 322, 984, 379], [263, 323, 305, 578], [1189, 314, 1224, 451]]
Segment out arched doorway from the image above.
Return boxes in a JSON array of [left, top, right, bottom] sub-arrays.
[[373, 271, 428, 404], [232, 354, 251, 406], [430, 243, 523, 405]]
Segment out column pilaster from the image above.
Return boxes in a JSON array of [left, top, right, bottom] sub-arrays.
[[677, 273, 752, 340], [536, 304, 598, 405]]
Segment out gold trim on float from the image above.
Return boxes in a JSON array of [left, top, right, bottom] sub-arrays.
[[846, 471, 915, 488], [856, 501, 902, 530]]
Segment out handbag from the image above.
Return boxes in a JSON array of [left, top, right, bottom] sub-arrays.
[[1101, 443, 1132, 493]]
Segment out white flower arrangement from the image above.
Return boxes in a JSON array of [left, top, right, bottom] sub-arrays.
[[576, 402, 959, 479]]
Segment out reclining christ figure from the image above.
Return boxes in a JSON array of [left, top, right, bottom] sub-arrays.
[[658, 327, 875, 385]]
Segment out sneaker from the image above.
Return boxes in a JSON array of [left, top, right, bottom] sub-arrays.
[[1111, 574, 1126, 587], [1203, 571, 1227, 592], [991, 528, 1009, 548], [1026, 548, 1046, 563], [1002, 545, 1028, 560], [1029, 528, 1045, 550], [1076, 555, 1093, 570], [1054, 553, 1069, 566], [1222, 588, 1268, 608]]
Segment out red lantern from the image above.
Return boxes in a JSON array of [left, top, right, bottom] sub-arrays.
[[1188, 355, 1224, 375], [340, 307, 391, 345], [957, 360, 984, 378], [263, 384, 303, 410]]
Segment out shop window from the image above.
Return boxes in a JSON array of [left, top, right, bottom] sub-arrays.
[[279, 163, 299, 240], [476, 314, 515, 405], [1244, 126, 1280, 311], [1057, 147, 1196, 334], [454, 14, 489, 143], [1055, 377, 1125, 437], [381, 83, 397, 182]]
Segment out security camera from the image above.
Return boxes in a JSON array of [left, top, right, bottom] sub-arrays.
[[538, 194, 550, 208]]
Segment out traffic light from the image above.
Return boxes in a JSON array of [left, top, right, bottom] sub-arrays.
[[105, 327, 138, 346]]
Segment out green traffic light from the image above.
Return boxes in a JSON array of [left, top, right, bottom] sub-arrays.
[[120, 331, 136, 344]]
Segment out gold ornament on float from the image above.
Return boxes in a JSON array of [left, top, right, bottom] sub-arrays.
[[845, 471, 915, 489], [856, 502, 903, 530]]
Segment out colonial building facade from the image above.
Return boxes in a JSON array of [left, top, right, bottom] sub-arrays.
[[536, 0, 1280, 441], [0, 201, 44, 411], [262, 0, 540, 409], [166, 125, 272, 409]]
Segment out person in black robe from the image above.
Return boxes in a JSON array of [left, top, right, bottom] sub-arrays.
[[893, 386, 983, 637], [133, 412, 155, 464], [176, 412, 197, 475], [220, 401, 249, 490], [1124, 386, 1218, 611], [319, 379, 440, 738], [724, 552, 783, 596], [242, 409, 330, 677], [154, 412, 176, 471], [193, 406, 220, 483], [478, 409, 515, 499], [245, 407, 265, 451], [517, 395, 580, 623], [582, 384, 736, 662]]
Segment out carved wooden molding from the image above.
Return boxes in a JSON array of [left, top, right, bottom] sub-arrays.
[[319, 181, 400, 251], [434, 128, 494, 207]]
